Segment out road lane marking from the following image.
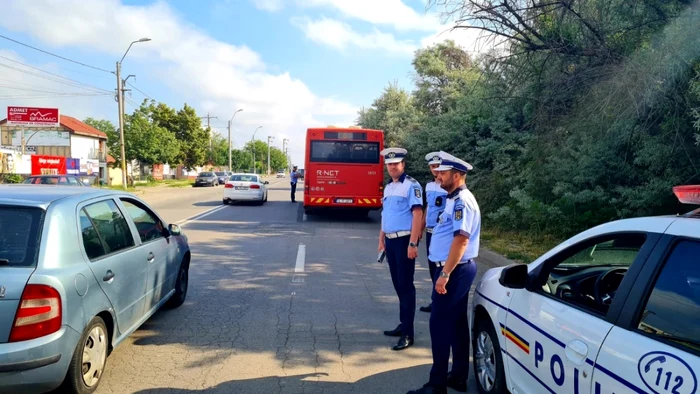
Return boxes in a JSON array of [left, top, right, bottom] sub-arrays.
[[177, 204, 227, 227], [294, 244, 306, 273]]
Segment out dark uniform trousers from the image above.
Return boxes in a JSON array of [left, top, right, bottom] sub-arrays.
[[290, 182, 297, 201], [429, 261, 477, 388], [425, 231, 437, 283], [385, 234, 416, 338]]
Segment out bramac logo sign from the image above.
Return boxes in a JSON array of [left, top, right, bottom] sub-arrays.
[[7, 106, 60, 126]]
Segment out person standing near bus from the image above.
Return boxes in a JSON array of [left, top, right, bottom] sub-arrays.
[[407, 151, 479, 394], [290, 165, 299, 202], [378, 147, 423, 351], [419, 151, 448, 314]]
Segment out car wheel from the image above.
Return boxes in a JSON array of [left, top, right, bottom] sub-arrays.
[[167, 257, 189, 308], [472, 313, 508, 394], [62, 316, 108, 394]]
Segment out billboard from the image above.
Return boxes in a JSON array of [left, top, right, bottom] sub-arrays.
[[31, 155, 66, 176], [6, 107, 60, 127], [10, 130, 70, 147], [66, 158, 80, 175]]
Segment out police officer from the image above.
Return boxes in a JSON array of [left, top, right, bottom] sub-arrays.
[[407, 152, 480, 394], [290, 165, 299, 202], [378, 147, 424, 351], [419, 151, 449, 313]]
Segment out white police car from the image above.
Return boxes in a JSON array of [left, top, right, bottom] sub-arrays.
[[470, 185, 700, 394]]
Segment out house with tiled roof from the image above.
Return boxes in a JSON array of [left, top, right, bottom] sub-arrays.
[[0, 114, 109, 183]]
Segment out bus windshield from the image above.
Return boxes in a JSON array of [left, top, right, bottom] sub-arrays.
[[310, 141, 379, 164]]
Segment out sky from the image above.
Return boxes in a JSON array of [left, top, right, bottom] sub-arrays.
[[0, 0, 486, 166]]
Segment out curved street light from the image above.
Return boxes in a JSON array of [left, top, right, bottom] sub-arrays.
[[228, 109, 243, 171]]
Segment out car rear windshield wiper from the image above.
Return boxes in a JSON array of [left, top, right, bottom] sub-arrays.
[[0, 259, 9, 266]]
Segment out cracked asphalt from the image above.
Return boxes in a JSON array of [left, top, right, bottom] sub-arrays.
[[80, 177, 509, 394]]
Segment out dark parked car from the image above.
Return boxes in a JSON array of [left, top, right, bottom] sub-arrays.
[[23, 175, 89, 186], [194, 172, 219, 187], [215, 171, 229, 185]]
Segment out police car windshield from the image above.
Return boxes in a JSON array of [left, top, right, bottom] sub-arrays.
[[558, 237, 644, 267]]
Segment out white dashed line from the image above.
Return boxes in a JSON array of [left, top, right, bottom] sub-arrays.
[[294, 244, 306, 273], [176, 204, 227, 227]]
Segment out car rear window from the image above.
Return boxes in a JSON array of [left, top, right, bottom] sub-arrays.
[[0, 206, 45, 267], [199, 172, 214, 177], [230, 175, 258, 182]]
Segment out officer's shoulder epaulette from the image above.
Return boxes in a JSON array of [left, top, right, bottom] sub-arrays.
[[404, 175, 419, 184]]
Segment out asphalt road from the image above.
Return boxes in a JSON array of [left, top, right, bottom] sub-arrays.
[[86, 176, 509, 394]]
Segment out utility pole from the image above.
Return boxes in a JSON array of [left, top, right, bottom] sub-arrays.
[[283, 138, 289, 173], [267, 135, 274, 175], [228, 109, 243, 171], [200, 113, 218, 150], [116, 37, 151, 190]]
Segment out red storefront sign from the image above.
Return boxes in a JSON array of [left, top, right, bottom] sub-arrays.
[[7, 106, 60, 126], [31, 155, 66, 176]]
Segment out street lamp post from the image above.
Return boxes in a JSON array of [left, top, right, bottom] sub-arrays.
[[283, 138, 289, 173], [267, 135, 274, 175], [116, 37, 151, 189], [228, 109, 243, 171], [251, 126, 262, 174]]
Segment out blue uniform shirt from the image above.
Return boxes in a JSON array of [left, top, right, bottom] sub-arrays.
[[428, 185, 481, 262], [290, 170, 298, 184], [382, 173, 423, 233], [425, 180, 448, 229]]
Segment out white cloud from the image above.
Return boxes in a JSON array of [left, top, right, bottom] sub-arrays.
[[293, 17, 417, 55], [252, 0, 285, 12], [0, 0, 359, 166], [295, 0, 441, 32]]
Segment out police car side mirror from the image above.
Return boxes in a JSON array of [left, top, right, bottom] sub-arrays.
[[499, 264, 529, 289]]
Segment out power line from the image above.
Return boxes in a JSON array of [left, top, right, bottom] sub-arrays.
[[0, 33, 113, 74], [126, 81, 154, 100], [0, 55, 111, 94]]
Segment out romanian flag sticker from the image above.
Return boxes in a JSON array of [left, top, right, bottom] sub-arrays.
[[500, 323, 530, 354]]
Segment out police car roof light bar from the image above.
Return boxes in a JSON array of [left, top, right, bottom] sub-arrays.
[[673, 185, 700, 205]]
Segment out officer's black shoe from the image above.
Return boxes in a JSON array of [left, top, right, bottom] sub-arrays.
[[419, 303, 432, 313], [383, 325, 402, 337], [406, 383, 447, 394], [392, 335, 414, 351], [446, 373, 468, 392]]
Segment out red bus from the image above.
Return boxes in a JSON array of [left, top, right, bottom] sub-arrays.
[[303, 126, 385, 216]]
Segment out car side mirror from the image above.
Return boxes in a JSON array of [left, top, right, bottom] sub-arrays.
[[499, 264, 529, 289], [168, 223, 182, 236]]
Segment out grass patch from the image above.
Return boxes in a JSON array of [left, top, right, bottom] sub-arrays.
[[163, 179, 194, 188], [481, 228, 564, 264], [101, 185, 138, 192]]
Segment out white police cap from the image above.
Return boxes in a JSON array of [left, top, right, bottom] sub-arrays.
[[380, 147, 408, 164], [436, 152, 473, 172], [425, 151, 445, 165]]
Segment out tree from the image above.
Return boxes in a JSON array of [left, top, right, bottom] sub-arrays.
[[242, 139, 287, 173], [172, 104, 209, 170], [83, 118, 119, 164], [123, 102, 180, 166], [356, 82, 423, 147]]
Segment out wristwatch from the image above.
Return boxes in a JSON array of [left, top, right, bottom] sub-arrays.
[[440, 270, 450, 278], [409, 242, 417, 248]]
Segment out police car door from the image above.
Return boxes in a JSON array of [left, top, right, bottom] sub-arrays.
[[505, 232, 655, 394], [592, 233, 700, 394]]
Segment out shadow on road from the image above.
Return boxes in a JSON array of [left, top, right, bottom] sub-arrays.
[[193, 200, 223, 207], [132, 366, 435, 394]]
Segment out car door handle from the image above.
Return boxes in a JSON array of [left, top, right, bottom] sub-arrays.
[[565, 339, 589, 366], [147, 252, 155, 262], [103, 270, 115, 282]]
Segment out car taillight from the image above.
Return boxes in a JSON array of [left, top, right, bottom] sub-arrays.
[[225, 183, 233, 188], [9, 284, 62, 342], [250, 184, 261, 189]]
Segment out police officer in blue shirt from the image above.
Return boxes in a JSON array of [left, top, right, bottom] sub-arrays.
[[419, 151, 449, 314], [290, 165, 299, 202], [408, 152, 480, 394], [378, 147, 424, 351]]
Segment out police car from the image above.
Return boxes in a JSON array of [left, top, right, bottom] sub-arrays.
[[470, 185, 700, 394]]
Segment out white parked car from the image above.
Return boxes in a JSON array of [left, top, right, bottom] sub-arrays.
[[223, 173, 268, 205], [276, 170, 285, 178], [470, 185, 700, 394]]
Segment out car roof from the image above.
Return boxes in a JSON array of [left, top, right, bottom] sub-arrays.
[[0, 184, 129, 208], [231, 173, 259, 176]]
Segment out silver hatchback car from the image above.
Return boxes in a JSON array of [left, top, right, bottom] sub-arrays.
[[0, 185, 191, 394]]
